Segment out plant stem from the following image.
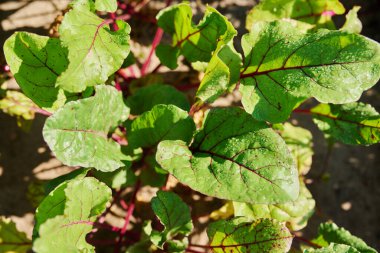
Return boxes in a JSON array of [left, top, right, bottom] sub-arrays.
[[293, 108, 311, 114], [32, 107, 52, 116], [176, 82, 200, 91], [115, 180, 141, 253], [294, 235, 322, 248], [186, 248, 207, 253], [140, 28, 164, 76]]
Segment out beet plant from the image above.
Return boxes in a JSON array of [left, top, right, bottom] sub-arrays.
[[0, 0, 379, 252]]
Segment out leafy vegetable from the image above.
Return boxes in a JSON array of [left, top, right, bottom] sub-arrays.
[[148, 191, 193, 250], [157, 107, 299, 203], [33, 178, 111, 253], [57, 3, 130, 92], [341, 6, 362, 34], [156, 3, 236, 69], [234, 181, 315, 231], [43, 85, 130, 171], [127, 104, 195, 148], [246, 0, 345, 31], [311, 103, 380, 145], [0, 217, 31, 253], [240, 21, 380, 123], [3, 32, 72, 111], [312, 222, 377, 253], [305, 243, 360, 253], [126, 84, 190, 115], [0, 90, 35, 127], [207, 218, 293, 252]]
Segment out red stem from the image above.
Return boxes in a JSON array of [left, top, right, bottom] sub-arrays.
[[186, 248, 207, 253], [176, 82, 200, 91], [109, 13, 119, 31], [293, 108, 311, 114], [140, 28, 164, 76], [294, 235, 322, 248], [115, 181, 141, 253]]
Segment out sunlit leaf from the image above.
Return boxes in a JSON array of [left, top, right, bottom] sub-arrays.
[[43, 86, 130, 172], [156, 107, 299, 204], [0, 217, 31, 253]]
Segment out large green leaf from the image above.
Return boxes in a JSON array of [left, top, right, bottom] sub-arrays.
[[43, 85, 130, 172], [196, 42, 242, 103], [246, 0, 345, 31], [0, 217, 31, 253], [95, 0, 117, 12], [33, 178, 112, 253], [234, 181, 315, 231], [207, 218, 293, 253], [127, 104, 195, 148], [34, 169, 88, 239], [240, 21, 380, 123], [3, 32, 74, 111], [312, 222, 377, 253], [305, 244, 360, 253], [57, 5, 130, 92], [311, 103, 380, 145], [126, 84, 190, 115], [156, 3, 236, 69], [148, 191, 193, 249], [156, 107, 299, 204]]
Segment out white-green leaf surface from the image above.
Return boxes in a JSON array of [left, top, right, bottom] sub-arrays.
[[43, 86, 130, 172]]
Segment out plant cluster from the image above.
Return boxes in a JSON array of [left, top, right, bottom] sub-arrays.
[[0, 0, 380, 252]]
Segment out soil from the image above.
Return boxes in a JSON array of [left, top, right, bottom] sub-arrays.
[[0, 0, 379, 250]]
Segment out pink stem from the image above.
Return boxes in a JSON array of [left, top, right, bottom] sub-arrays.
[[140, 28, 164, 76], [32, 107, 52, 116], [109, 13, 119, 31]]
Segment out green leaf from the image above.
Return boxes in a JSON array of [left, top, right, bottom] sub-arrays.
[[313, 222, 377, 253], [304, 243, 360, 253], [240, 21, 380, 123], [281, 123, 313, 175], [246, 0, 345, 31], [207, 218, 293, 253], [34, 169, 88, 239], [3, 32, 74, 111], [196, 42, 242, 103], [126, 84, 190, 115], [93, 166, 137, 189], [33, 178, 111, 253], [234, 181, 315, 231], [311, 103, 380, 145], [43, 85, 130, 172], [150, 191, 193, 249], [341, 6, 362, 34], [156, 107, 299, 204], [156, 3, 236, 69], [127, 104, 195, 148], [95, 0, 117, 12], [0, 90, 35, 121], [0, 217, 31, 253], [57, 6, 130, 92]]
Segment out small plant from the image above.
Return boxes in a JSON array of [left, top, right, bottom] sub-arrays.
[[1, 0, 379, 252]]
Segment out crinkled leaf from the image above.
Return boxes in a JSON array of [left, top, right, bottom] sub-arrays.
[[341, 6, 362, 34], [207, 218, 293, 253], [281, 123, 313, 175], [150, 191, 193, 249], [156, 3, 236, 69], [3, 32, 74, 111], [33, 178, 112, 253], [311, 103, 380, 145], [126, 84, 190, 115], [57, 6, 130, 92], [240, 21, 380, 123], [34, 169, 88, 239], [312, 222, 377, 253], [0, 217, 31, 253], [196, 42, 242, 103], [304, 243, 360, 253], [156, 107, 299, 204], [234, 181, 315, 231], [127, 104, 195, 148], [246, 0, 345, 31], [43, 86, 130, 172]]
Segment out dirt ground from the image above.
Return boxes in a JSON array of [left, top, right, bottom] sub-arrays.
[[1, 0, 380, 250]]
